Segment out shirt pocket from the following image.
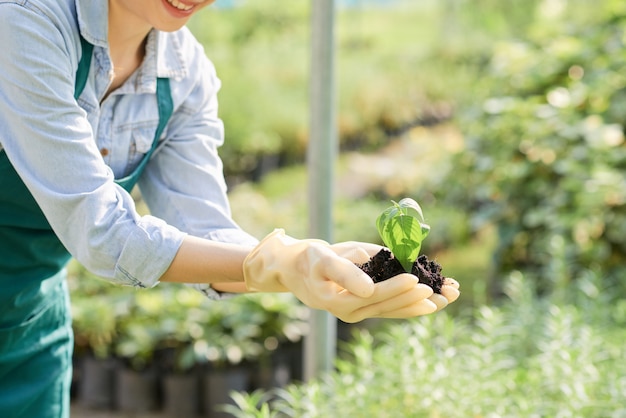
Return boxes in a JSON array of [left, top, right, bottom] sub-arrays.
[[125, 124, 159, 176]]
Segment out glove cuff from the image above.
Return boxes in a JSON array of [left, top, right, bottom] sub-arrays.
[[243, 229, 328, 293]]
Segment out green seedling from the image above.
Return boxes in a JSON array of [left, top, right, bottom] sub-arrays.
[[376, 198, 430, 272]]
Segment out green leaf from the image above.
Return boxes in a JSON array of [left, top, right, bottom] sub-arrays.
[[376, 198, 430, 272]]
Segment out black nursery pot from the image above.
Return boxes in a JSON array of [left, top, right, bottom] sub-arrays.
[[77, 355, 118, 410], [162, 372, 201, 417], [358, 249, 445, 294], [115, 367, 159, 413]]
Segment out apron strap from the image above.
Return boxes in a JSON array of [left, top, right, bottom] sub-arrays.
[[74, 36, 173, 192], [0, 35, 173, 282], [115, 77, 173, 191], [74, 36, 93, 100]]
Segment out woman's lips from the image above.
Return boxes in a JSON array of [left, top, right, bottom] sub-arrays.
[[162, 0, 197, 17]]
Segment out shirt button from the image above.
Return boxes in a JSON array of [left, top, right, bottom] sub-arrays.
[[100, 148, 109, 157]]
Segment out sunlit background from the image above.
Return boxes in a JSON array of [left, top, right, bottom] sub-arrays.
[[70, 1, 626, 416]]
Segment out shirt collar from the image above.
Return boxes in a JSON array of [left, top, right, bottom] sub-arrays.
[[75, 0, 108, 47], [74, 0, 187, 81], [155, 31, 188, 79]]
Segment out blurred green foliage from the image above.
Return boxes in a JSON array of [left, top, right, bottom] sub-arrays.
[[188, 1, 309, 180], [215, 3, 626, 413], [448, 3, 626, 298], [70, 1, 626, 412], [188, 0, 462, 180], [69, 267, 308, 373], [188, 0, 613, 185], [227, 272, 626, 416]]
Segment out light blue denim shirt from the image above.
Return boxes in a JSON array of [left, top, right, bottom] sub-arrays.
[[0, 0, 258, 292]]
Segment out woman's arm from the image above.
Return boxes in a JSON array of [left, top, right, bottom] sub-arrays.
[[139, 31, 259, 294], [159, 234, 251, 293]]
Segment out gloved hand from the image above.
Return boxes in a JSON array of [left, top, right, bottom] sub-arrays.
[[430, 277, 460, 311], [243, 229, 441, 323], [329, 241, 461, 312]]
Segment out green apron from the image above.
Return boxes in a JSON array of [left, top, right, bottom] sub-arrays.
[[0, 36, 173, 417]]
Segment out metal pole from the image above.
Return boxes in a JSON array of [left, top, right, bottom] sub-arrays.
[[304, 0, 337, 381]]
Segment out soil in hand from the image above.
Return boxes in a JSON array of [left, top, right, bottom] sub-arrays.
[[357, 249, 445, 294]]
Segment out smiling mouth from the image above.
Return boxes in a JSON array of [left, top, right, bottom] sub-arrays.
[[165, 0, 194, 11]]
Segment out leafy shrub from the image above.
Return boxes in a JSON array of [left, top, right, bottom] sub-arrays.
[[225, 272, 626, 417], [446, 6, 626, 297], [190, 292, 309, 370], [68, 263, 130, 359]]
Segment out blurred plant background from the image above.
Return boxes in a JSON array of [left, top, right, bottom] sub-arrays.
[[69, 0, 626, 416]]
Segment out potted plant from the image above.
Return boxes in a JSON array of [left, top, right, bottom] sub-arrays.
[[113, 290, 166, 413], [69, 265, 130, 410], [193, 299, 262, 418], [156, 285, 209, 417], [358, 197, 446, 293], [71, 294, 120, 410], [159, 342, 201, 418], [237, 293, 309, 390]]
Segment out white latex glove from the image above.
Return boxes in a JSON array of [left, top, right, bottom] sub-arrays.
[[330, 241, 461, 312], [243, 229, 438, 323]]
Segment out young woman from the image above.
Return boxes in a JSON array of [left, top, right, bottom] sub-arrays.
[[0, 1, 460, 416]]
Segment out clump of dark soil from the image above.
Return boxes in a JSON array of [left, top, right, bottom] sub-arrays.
[[357, 249, 445, 294]]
